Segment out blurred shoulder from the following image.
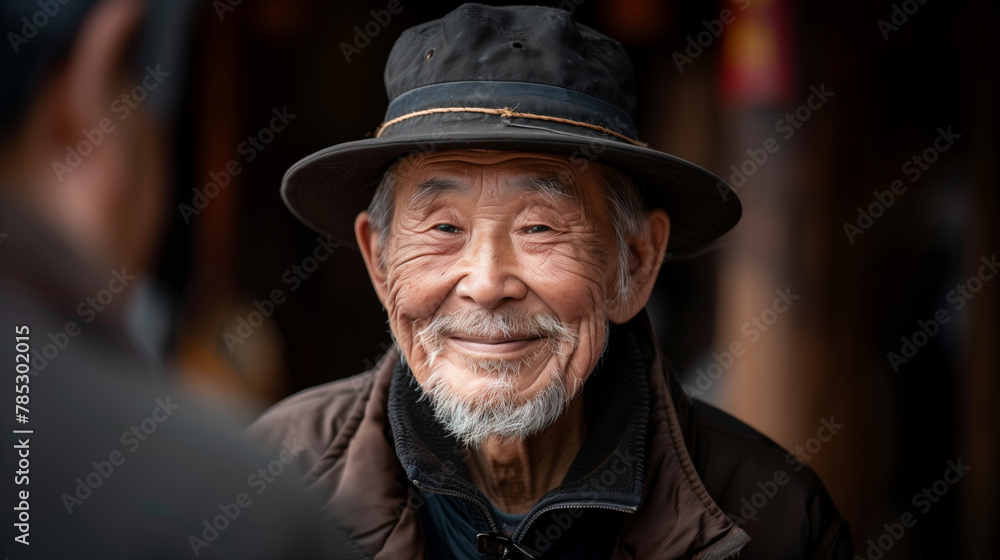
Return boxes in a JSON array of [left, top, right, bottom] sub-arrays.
[[246, 371, 378, 468]]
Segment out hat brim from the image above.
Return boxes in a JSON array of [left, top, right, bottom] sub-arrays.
[[282, 120, 740, 257]]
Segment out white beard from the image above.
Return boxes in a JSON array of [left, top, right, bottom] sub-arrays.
[[413, 308, 578, 448]]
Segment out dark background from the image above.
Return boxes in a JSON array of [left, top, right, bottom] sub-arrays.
[[150, 1, 998, 558]]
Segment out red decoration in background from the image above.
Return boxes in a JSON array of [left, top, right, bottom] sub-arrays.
[[599, 0, 672, 46], [718, 0, 795, 107]]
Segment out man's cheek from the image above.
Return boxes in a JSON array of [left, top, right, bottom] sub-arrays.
[[386, 260, 453, 313], [575, 317, 607, 357], [534, 267, 608, 316]]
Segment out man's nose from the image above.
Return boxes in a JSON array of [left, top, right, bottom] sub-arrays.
[[454, 229, 528, 308]]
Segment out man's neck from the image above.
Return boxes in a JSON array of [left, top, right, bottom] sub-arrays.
[[465, 393, 588, 515]]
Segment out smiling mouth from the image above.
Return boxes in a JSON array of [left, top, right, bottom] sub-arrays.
[[448, 335, 545, 357]]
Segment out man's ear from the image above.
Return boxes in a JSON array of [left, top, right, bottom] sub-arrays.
[[607, 208, 670, 323], [19, 0, 146, 264], [54, 0, 145, 145], [355, 211, 390, 307]]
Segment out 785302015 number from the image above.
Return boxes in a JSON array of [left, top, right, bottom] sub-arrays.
[[14, 325, 30, 424]]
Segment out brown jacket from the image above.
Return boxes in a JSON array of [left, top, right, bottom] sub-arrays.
[[248, 314, 852, 559]]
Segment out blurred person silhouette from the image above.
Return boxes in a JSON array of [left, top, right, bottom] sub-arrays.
[[0, 0, 356, 558]]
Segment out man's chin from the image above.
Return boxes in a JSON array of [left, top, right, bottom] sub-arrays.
[[422, 365, 571, 448], [445, 354, 559, 397]]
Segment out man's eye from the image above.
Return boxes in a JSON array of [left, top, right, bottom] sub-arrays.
[[435, 224, 460, 233], [525, 225, 551, 234]]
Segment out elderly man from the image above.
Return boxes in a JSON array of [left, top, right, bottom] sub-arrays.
[[250, 4, 852, 559]]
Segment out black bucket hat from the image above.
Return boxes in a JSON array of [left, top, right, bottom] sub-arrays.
[[282, 3, 741, 256]]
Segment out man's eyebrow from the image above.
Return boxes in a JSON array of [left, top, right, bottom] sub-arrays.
[[511, 175, 576, 202], [406, 177, 464, 212]]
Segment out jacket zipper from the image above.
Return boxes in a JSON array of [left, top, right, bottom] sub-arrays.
[[513, 501, 638, 543], [412, 480, 638, 557], [410, 478, 501, 534], [411, 479, 540, 559]]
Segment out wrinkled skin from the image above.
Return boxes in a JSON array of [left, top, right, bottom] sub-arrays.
[[355, 149, 670, 512]]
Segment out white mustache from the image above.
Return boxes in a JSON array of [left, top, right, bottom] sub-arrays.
[[415, 307, 576, 365]]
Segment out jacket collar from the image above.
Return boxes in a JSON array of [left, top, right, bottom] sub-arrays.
[[617, 311, 750, 559]]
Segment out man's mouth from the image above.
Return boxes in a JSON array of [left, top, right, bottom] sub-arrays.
[[447, 335, 544, 357]]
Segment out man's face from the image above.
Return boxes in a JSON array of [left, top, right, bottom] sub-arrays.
[[370, 150, 622, 445]]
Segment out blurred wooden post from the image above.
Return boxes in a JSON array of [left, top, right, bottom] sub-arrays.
[[711, 0, 871, 546]]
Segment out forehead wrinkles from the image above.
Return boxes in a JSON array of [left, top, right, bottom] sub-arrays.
[[396, 157, 603, 219]]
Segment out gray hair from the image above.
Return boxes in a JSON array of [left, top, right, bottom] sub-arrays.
[[366, 157, 649, 305]]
